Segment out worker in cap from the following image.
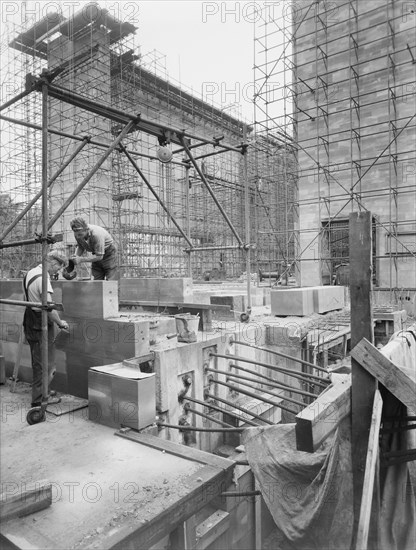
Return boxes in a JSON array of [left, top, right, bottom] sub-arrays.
[[70, 217, 118, 280], [23, 252, 69, 407]]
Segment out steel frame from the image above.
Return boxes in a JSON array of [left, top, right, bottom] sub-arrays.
[[0, 68, 254, 400]]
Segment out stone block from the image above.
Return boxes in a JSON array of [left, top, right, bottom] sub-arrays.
[[270, 288, 314, 316], [61, 281, 118, 319], [88, 363, 155, 430], [120, 278, 193, 303], [312, 286, 345, 313], [210, 295, 245, 320]]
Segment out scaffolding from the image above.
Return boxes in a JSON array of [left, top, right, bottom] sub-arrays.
[[0, 3, 292, 287], [254, 0, 416, 291]]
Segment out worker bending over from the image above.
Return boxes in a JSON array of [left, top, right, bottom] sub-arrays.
[[23, 252, 69, 407], [70, 217, 118, 280]]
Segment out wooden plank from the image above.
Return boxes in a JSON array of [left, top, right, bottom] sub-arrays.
[[351, 338, 416, 414], [295, 380, 351, 452], [349, 211, 376, 530], [115, 429, 234, 470], [355, 390, 383, 550], [0, 481, 52, 522]]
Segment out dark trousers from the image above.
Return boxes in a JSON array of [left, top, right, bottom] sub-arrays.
[[26, 325, 56, 404], [91, 245, 118, 281]]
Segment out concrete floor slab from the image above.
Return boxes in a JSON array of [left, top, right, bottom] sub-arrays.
[[0, 384, 233, 550]]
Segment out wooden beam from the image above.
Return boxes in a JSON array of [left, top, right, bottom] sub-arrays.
[[116, 429, 233, 469], [0, 481, 52, 522], [295, 380, 351, 452], [349, 211, 376, 529], [351, 338, 416, 414], [355, 390, 383, 550]]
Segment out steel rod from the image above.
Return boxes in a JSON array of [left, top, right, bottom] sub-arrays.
[[0, 237, 41, 249], [210, 352, 329, 386], [230, 339, 330, 375], [0, 299, 63, 311], [210, 380, 298, 415], [44, 80, 244, 152], [229, 363, 319, 398], [122, 146, 193, 247], [204, 392, 275, 425], [0, 88, 32, 112], [184, 244, 250, 253], [243, 139, 251, 313], [210, 371, 306, 408], [157, 422, 245, 433], [40, 82, 49, 409], [0, 138, 89, 242], [0, 113, 186, 167], [221, 491, 261, 497], [207, 367, 307, 406], [184, 404, 234, 428], [1, 232, 62, 250], [350, 113, 416, 192], [183, 395, 260, 427], [179, 136, 245, 246], [48, 120, 136, 228]]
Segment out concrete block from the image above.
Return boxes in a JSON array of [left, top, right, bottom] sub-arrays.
[[210, 295, 245, 320], [88, 363, 155, 430], [312, 286, 345, 313], [62, 281, 118, 319], [120, 278, 193, 303], [270, 288, 314, 316]]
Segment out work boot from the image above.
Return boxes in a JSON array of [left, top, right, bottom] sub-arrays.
[[31, 395, 61, 407]]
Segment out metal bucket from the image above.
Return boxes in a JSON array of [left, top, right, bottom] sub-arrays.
[[175, 314, 199, 343]]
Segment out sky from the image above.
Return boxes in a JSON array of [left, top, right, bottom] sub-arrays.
[[133, 1, 257, 121], [0, 1, 281, 122]]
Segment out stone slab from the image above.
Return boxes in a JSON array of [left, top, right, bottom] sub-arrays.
[[61, 280, 118, 319], [120, 278, 193, 303], [312, 286, 345, 313], [210, 295, 245, 320], [270, 287, 314, 316], [88, 363, 156, 430]]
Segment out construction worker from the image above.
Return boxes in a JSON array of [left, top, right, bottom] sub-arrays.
[[70, 217, 118, 280], [23, 252, 69, 407]]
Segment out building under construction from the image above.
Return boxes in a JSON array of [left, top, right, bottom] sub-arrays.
[[0, 2, 415, 549]]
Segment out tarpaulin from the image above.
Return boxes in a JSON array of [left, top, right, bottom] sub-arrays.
[[243, 324, 416, 550], [243, 418, 354, 550]]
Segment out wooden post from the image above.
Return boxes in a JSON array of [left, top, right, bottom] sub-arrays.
[[349, 211, 377, 538]]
